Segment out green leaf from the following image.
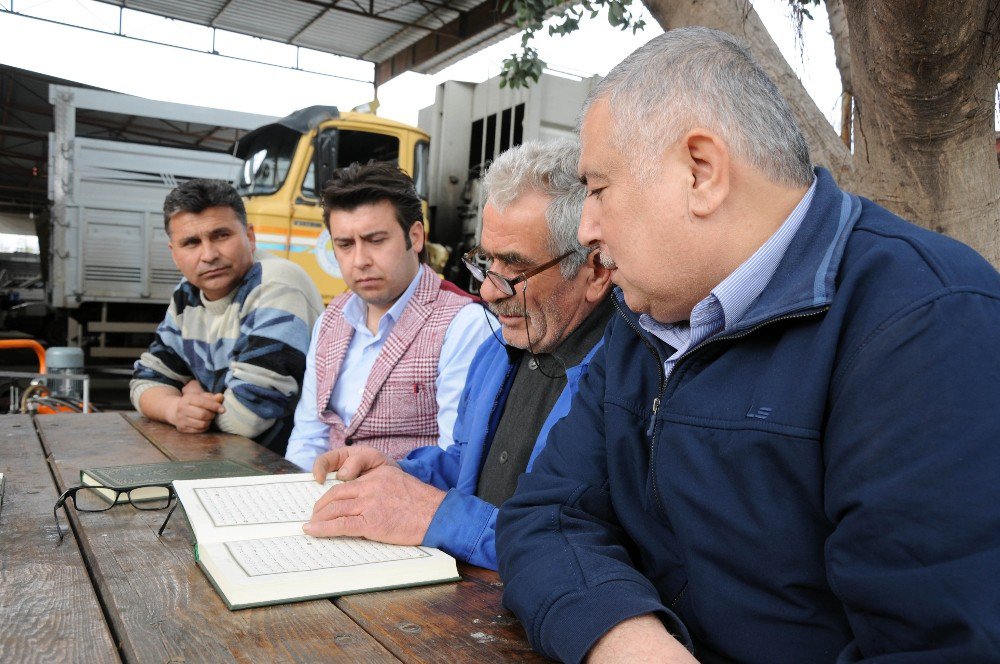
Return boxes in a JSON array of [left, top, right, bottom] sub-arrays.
[[501, 0, 646, 90]]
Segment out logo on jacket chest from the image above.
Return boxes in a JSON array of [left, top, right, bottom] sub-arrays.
[[746, 406, 773, 420]]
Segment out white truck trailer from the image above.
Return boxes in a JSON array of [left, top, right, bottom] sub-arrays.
[[47, 85, 275, 357], [418, 73, 600, 286]]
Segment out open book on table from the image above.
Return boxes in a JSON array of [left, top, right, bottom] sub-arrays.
[[172, 473, 460, 610]]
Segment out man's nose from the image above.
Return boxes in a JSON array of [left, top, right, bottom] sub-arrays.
[[353, 242, 372, 267], [201, 240, 220, 262], [477, 273, 505, 303], [578, 200, 601, 247]]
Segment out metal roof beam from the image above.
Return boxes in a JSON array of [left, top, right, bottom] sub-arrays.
[[290, 0, 454, 37], [374, 0, 514, 86], [209, 0, 239, 25], [295, 0, 457, 16], [0, 125, 48, 140]]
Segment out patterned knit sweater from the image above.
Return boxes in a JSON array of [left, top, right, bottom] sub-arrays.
[[130, 253, 323, 454]]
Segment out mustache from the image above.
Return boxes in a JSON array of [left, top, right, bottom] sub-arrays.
[[488, 300, 528, 319], [597, 251, 617, 270]]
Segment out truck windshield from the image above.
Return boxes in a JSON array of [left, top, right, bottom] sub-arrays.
[[300, 129, 402, 199], [236, 126, 300, 196]]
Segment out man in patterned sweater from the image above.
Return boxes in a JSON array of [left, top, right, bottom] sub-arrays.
[[131, 179, 323, 455], [284, 161, 492, 470]]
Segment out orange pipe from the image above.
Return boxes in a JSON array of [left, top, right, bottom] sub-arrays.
[[0, 339, 46, 373]]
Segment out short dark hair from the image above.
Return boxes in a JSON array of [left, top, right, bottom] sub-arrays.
[[163, 179, 247, 233], [321, 161, 425, 261]]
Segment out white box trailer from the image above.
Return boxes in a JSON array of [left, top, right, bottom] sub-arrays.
[[47, 85, 275, 357], [418, 72, 601, 279]]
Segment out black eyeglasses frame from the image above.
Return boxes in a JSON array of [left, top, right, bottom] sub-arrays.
[[53, 483, 177, 541], [462, 246, 589, 296]]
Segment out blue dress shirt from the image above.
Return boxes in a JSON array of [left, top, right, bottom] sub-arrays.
[[285, 265, 495, 470]]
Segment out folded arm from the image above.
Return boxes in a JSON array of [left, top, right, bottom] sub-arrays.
[[131, 309, 223, 431]]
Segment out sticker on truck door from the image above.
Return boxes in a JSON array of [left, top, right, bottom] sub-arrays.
[[315, 228, 343, 278]]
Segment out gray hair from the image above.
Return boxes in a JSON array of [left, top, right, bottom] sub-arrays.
[[585, 27, 813, 187], [481, 138, 589, 278]]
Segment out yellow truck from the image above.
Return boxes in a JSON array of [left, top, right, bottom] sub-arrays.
[[234, 106, 430, 300], [232, 73, 600, 300]]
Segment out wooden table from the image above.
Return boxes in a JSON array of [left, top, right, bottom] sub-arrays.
[[0, 412, 545, 663]]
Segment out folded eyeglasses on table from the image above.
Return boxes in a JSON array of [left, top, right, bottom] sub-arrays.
[[53, 483, 178, 540]]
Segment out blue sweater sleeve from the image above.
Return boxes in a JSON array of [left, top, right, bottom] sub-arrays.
[[398, 441, 464, 489], [496, 338, 690, 663], [400, 399, 500, 569], [423, 489, 499, 569]]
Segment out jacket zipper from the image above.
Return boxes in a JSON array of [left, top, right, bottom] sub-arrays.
[[665, 307, 831, 397], [610, 295, 665, 438], [613, 301, 830, 510]]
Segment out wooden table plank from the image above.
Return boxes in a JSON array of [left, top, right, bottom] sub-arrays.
[[37, 413, 398, 664], [335, 564, 544, 663], [0, 415, 120, 664], [124, 413, 298, 474]]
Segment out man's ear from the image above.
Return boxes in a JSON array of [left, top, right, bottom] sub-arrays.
[[409, 220, 425, 255], [584, 252, 615, 303], [246, 223, 256, 252], [682, 129, 729, 218]]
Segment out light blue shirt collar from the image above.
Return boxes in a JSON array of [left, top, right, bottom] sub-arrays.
[[343, 264, 425, 338], [711, 177, 817, 331]]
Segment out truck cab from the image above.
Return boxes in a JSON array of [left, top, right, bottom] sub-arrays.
[[235, 107, 430, 301]]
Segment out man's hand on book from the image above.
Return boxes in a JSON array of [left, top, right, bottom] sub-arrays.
[[302, 466, 445, 545], [311, 446, 399, 484]]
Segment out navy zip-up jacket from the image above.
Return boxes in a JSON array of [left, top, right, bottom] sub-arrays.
[[496, 169, 1000, 663]]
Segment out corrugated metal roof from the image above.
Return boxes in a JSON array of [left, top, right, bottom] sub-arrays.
[[216, 1, 324, 42], [93, 0, 518, 82]]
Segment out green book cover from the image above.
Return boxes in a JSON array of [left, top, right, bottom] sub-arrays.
[[80, 459, 265, 504]]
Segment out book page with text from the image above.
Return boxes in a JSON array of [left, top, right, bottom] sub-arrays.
[[227, 535, 432, 576], [173, 473, 338, 544]]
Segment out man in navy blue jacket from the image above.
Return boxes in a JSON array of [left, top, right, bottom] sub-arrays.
[[302, 140, 614, 569], [496, 27, 1000, 663]]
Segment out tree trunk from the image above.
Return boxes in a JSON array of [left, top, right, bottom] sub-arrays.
[[639, 0, 854, 185], [844, 0, 1000, 265], [826, 0, 853, 96]]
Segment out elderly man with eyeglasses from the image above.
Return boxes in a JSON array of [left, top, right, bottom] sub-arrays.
[[301, 139, 614, 570]]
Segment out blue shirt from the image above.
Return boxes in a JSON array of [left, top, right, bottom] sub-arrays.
[[285, 265, 494, 470], [641, 178, 817, 379]]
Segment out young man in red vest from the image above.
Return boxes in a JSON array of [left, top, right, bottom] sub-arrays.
[[285, 162, 492, 469]]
